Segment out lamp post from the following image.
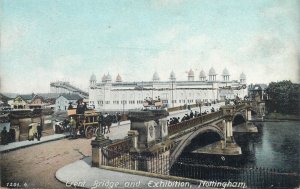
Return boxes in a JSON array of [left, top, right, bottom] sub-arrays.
[[196, 99, 202, 114], [122, 101, 125, 115], [171, 80, 174, 108]]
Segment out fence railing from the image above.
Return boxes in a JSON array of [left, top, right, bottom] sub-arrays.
[[171, 159, 299, 189], [106, 137, 132, 158], [100, 148, 299, 189], [100, 148, 170, 175]]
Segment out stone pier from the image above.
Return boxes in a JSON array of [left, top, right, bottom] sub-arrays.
[[127, 109, 173, 175], [219, 105, 242, 155]]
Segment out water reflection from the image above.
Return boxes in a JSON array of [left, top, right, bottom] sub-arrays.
[[171, 121, 300, 187]]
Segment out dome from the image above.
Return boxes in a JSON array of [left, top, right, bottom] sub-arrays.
[[222, 68, 230, 76], [209, 67, 217, 75], [106, 73, 112, 81], [199, 70, 206, 78], [188, 69, 194, 77], [101, 74, 107, 82], [90, 73, 96, 81], [153, 72, 160, 81], [240, 72, 246, 79], [116, 74, 122, 82], [169, 71, 176, 80]]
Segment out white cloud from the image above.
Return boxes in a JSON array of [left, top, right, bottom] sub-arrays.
[[239, 33, 286, 60], [261, 1, 298, 19], [0, 19, 33, 52], [238, 33, 299, 84]]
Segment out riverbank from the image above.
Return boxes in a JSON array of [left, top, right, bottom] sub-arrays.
[[264, 113, 300, 121]]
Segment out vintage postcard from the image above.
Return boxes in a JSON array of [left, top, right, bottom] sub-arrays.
[[0, 1, 299, 189]]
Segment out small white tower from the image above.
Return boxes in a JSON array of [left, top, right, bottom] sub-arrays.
[[90, 73, 96, 85], [153, 72, 160, 82], [209, 67, 217, 81], [116, 74, 122, 82], [222, 68, 230, 81], [199, 69, 206, 81], [240, 72, 246, 84], [101, 74, 107, 83], [106, 73, 112, 83], [188, 69, 195, 81], [169, 71, 176, 81]]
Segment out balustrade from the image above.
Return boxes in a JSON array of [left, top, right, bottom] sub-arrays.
[[168, 110, 224, 135]]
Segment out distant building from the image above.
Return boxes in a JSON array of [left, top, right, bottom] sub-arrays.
[[248, 84, 268, 101], [10, 94, 34, 109], [55, 94, 83, 111], [0, 93, 11, 110], [89, 68, 248, 112], [28, 95, 55, 109]]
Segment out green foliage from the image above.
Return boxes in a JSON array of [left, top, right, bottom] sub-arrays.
[[266, 80, 300, 115]]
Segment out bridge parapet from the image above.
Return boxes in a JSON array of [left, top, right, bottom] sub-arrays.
[[168, 111, 223, 135], [168, 102, 253, 136], [235, 103, 247, 111]]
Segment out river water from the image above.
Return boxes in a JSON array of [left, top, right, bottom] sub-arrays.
[[170, 121, 300, 188], [234, 121, 300, 173]]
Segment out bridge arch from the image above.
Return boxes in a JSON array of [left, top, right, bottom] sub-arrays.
[[233, 107, 258, 126], [233, 113, 246, 126], [170, 124, 225, 166]]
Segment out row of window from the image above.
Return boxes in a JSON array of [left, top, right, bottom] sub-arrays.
[[177, 99, 194, 103], [91, 99, 212, 106], [57, 100, 69, 104]]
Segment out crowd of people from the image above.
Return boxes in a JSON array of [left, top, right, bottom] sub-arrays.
[[168, 107, 218, 126], [1, 122, 43, 145], [28, 123, 43, 141], [1, 126, 16, 145]]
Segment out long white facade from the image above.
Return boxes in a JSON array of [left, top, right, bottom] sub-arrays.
[[88, 68, 247, 111]]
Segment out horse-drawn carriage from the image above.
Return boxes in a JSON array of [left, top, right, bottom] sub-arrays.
[[67, 109, 99, 139], [143, 98, 163, 109]]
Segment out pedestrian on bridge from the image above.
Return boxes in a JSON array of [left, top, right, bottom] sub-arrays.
[[69, 117, 77, 138], [190, 111, 194, 118], [105, 114, 112, 134], [117, 113, 121, 125], [1, 126, 8, 145], [37, 123, 42, 141]]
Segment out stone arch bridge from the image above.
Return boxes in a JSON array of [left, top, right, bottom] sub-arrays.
[[92, 101, 262, 174]]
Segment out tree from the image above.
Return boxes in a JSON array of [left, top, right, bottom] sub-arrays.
[[266, 81, 300, 115]]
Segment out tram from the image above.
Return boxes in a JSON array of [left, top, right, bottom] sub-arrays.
[[67, 108, 99, 139]]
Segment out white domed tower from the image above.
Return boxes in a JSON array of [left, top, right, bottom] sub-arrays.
[[101, 74, 107, 83], [222, 68, 230, 81], [106, 73, 112, 83], [153, 72, 160, 82], [209, 67, 217, 81], [90, 73, 96, 85], [199, 69, 206, 81], [116, 74, 122, 82], [240, 72, 246, 84], [188, 69, 195, 81], [169, 71, 176, 81]]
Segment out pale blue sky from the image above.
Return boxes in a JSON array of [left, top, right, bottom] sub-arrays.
[[1, 0, 299, 93]]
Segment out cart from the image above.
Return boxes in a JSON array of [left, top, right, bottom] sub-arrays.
[[67, 109, 99, 139]]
